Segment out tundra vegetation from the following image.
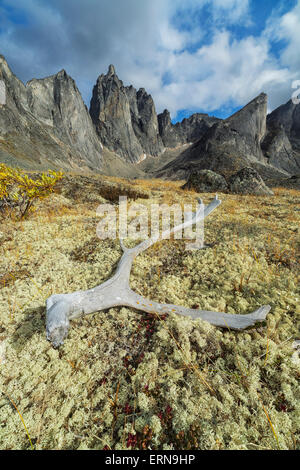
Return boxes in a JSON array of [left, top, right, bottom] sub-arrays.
[[0, 164, 63, 219], [0, 169, 299, 450]]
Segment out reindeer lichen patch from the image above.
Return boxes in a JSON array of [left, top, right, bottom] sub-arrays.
[[0, 175, 299, 450]]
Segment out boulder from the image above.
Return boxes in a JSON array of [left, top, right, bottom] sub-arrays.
[[183, 169, 228, 193], [229, 167, 274, 196]]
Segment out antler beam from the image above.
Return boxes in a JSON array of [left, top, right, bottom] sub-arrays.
[[46, 196, 271, 347]]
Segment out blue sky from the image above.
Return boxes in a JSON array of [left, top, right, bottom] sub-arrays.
[[0, 0, 299, 123]]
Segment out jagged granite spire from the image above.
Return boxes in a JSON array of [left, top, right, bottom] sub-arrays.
[[26, 69, 102, 169], [0, 54, 299, 179], [90, 65, 163, 162], [107, 64, 116, 76], [158, 109, 220, 148], [0, 56, 102, 171], [157, 109, 181, 147], [226, 92, 268, 161], [262, 99, 300, 174], [267, 98, 300, 151], [154, 93, 290, 181]]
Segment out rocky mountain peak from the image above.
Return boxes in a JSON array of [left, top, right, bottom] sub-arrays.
[[0, 54, 8, 70], [57, 69, 68, 77], [227, 93, 267, 132], [154, 92, 287, 181], [225, 92, 268, 161], [90, 67, 163, 162], [158, 109, 172, 132], [107, 64, 116, 76], [0, 56, 102, 171], [267, 99, 300, 143], [0, 55, 12, 78], [137, 87, 147, 96], [26, 68, 102, 168], [157, 108, 220, 149], [0, 54, 299, 181], [0, 55, 29, 112], [262, 98, 300, 174]]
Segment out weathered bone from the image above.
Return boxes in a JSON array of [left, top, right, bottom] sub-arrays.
[[46, 195, 271, 347]]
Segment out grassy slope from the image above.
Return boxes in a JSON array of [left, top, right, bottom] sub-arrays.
[[0, 139, 147, 178], [0, 174, 299, 450]]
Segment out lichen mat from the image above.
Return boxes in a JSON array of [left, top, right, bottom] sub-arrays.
[[46, 195, 271, 347]]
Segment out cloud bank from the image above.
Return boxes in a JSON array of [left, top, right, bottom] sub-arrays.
[[0, 0, 299, 119]]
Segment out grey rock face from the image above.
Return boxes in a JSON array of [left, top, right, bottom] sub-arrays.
[[182, 170, 228, 193], [127, 86, 164, 156], [267, 99, 300, 150], [158, 109, 220, 148], [90, 66, 143, 163], [177, 113, 220, 143], [261, 124, 298, 174], [1, 52, 299, 184], [229, 167, 274, 196], [0, 55, 102, 171], [155, 120, 255, 181], [288, 175, 300, 189], [155, 93, 300, 184], [226, 93, 267, 162], [158, 110, 183, 148], [261, 100, 300, 175], [90, 66, 163, 163], [90, 64, 221, 164], [27, 70, 102, 169], [154, 93, 276, 181]]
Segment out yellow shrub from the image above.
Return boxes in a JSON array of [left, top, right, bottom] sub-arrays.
[[0, 164, 63, 219]]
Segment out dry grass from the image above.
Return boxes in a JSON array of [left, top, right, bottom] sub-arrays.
[[0, 173, 299, 450]]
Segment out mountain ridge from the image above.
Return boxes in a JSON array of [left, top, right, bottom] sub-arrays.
[[0, 55, 299, 185], [0, 55, 102, 172]]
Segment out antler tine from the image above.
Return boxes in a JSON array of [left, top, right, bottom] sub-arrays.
[[120, 238, 129, 253]]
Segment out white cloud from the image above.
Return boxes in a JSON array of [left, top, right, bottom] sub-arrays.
[[169, 0, 250, 24], [266, 1, 300, 73], [0, 0, 298, 118], [262, 0, 300, 109], [153, 31, 291, 115], [211, 0, 250, 23]]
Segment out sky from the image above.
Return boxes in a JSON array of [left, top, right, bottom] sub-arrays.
[[0, 0, 299, 122]]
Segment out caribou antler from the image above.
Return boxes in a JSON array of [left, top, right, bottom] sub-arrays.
[[46, 196, 271, 347]]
